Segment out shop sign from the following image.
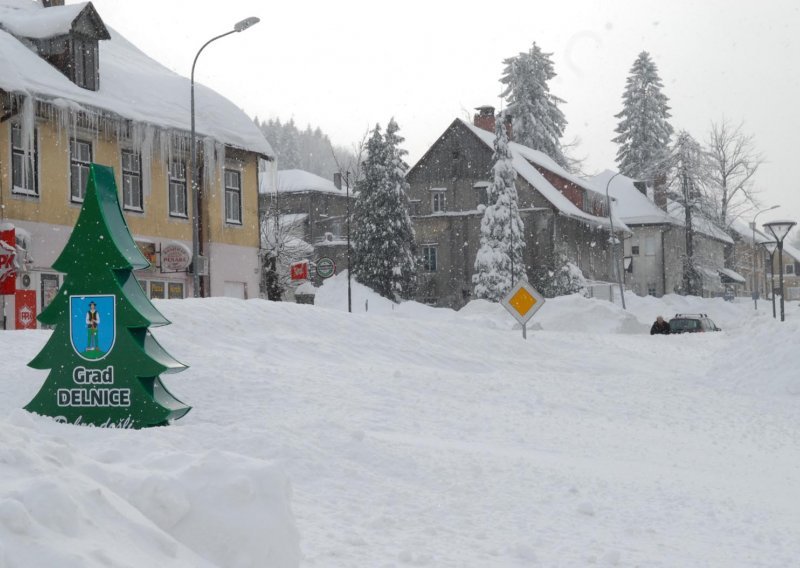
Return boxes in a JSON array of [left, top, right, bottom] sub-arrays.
[[0, 226, 16, 295], [161, 241, 192, 272]]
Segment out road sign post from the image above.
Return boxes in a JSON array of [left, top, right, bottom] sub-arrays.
[[501, 280, 545, 340]]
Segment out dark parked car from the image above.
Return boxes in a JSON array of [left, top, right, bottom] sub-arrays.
[[669, 313, 721, 334]]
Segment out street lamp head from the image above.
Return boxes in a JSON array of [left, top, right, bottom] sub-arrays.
[[762, 219, 797, 243], [762, 240, 778, 255], [234, 17, 260, 32]]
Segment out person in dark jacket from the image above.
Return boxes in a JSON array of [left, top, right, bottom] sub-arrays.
[[650, 315, 670, 335]]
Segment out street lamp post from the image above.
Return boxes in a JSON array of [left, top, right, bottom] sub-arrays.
[[763, 240, 777, 319], [345, 171, 352, 313], [750, 205, 779, 309], [604, 172, 626, 309], [763, 220, 797, 322], [190, 17, 260, 298]]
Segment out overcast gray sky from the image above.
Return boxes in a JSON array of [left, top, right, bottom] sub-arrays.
[[90, 0, 800, 227]]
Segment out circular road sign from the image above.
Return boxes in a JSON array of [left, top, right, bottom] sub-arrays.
[[316, 257, 336, 279]]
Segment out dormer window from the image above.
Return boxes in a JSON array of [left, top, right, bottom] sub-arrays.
[[9, 2, 110, 92], [71, 36, 99, 90]]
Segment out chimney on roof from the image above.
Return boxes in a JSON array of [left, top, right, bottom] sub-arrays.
[[42, 0, 65, 7], [651, 173, 668, 211], [333, 172, 342, 190], [473, 106, 495, 133], [473, 106, 513, 140]]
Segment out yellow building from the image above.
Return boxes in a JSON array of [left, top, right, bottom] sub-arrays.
[[0, 1, 273, 328]]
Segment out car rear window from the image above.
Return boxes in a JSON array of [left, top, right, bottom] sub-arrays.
[[670, 318, 699, 331]]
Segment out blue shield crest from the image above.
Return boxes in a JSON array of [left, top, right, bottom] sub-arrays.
[[70, 295, 116, 360]]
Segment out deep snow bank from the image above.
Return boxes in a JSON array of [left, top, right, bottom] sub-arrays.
[[316, 272, 762, 335], [0, 321, 299, 568], [1, 291, 797, 566]]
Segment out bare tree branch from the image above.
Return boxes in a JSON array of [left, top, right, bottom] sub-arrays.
[[705, 118, 763, 228]]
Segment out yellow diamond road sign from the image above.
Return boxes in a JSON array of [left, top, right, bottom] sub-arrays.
[[502, 280, 545, 325]]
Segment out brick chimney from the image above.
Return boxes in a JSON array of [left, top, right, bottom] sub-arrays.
[[473, 106, 513, 140], [652, 173, 668, 211], [42, 0, 66, 6], [473, 106, 495, 133]]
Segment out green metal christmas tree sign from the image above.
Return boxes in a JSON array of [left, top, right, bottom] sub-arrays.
[[25, 164, 190, 428]]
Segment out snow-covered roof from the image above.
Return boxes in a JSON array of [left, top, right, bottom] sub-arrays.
[[0, 1, 93, 39], [782, 242, 800, 263], [260, 169, 349, 195], [591, 170, 673, 225], [457, 119, 628, 233], [665, 201, 733, 244], [719, 267, 746, 284], [591, 170, 733, 245], [727, 217, 770, 245], [0, 1, 272, 158], [262, 213, 307, 230]]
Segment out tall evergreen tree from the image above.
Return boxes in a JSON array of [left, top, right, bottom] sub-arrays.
[[666, 131, 710, 296], [613, 51, 674, 180], [352, 120, 417, 301], [473, 112, 526, 301], [501, 42, 568, 167]]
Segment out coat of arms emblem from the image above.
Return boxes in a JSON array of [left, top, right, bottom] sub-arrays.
[[69, 294, 116, 360]]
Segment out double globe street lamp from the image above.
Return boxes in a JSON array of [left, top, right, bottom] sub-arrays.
[[762, 220, 797, 322], [190, 17, 261, 298], [751, 205, 779, 308], [762, 240, 778, 319]]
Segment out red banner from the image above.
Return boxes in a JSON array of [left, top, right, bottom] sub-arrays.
[[290, 260, 309, 281], [0, 227, 16, 295], [15, 289, 37, 330]]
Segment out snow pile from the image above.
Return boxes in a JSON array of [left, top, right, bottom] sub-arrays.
[[0, 411, 298, 568], [2, 293, 799, 566], [705, 316, 800, 396]]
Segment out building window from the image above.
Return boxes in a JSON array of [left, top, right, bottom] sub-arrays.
[[645, 235, 657, 256], [121, 150, 143, 211], [168, 158, 188, 218], [70, 139, 93, 202], [474, 182, 490, 206], [786, 264, 795, 275], [71, 38, 98, 90], [149, 281, 166, 299], [224, 169, 242, 224], [631, 245, 640, 256], [11, 123, 38, 196], [648, 283, 657, 296], [431, 190, 446, 213], [168, 282, 185, 299], [421, 245, 438, 272]]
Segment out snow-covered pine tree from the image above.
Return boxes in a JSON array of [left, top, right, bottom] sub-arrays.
[[529, 251, 586, 298], [666, 131, 710, 296], [473, 112, 526, 301], [613, 51, 674, 180], [352, 120, 417, 301], [501, 42, 568, 168]]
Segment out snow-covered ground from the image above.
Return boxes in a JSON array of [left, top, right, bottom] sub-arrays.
[[2, 276, 799, 567]]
